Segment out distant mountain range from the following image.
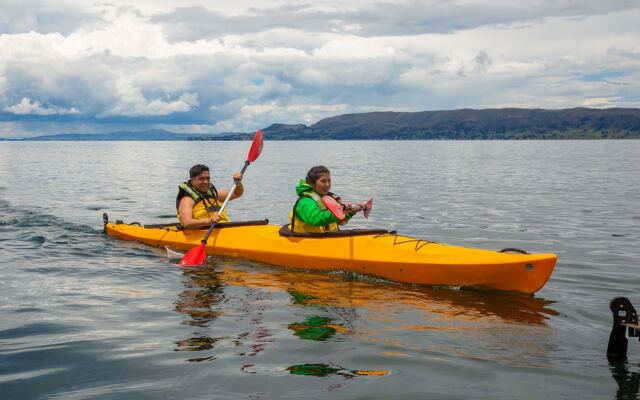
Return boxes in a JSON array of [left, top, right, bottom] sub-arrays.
[[256, 107, 640, 140], [3, 108, 640, 141], [1, 129, 227, 141]]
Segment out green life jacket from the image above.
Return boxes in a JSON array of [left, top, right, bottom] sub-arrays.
[[290, 191, 339, 234]]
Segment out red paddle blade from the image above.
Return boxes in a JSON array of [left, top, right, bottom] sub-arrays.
[[247, 130, 264, 162], [178, 242, 207, 266], [322, 195, 346, 220], [363, 198, 373, 219]]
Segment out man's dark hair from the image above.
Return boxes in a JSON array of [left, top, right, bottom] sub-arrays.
[[189, 164, 209, 178], [306, 165, 330, 185]]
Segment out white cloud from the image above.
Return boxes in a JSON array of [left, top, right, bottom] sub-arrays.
[[0, 74, 6, 101], [580, 97, 621, 107], [3, 97, 80, 115], [100, 85, 199, 117], [312, 37, 397, 60], [0, 1, 639, 137], [209, 101, 350, 132], [0, 13, 228, 61]]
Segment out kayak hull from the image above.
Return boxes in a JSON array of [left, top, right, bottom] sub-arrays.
[[105, 222, 556, 294]]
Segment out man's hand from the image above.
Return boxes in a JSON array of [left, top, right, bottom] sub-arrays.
[[207, 214, 222, 225]]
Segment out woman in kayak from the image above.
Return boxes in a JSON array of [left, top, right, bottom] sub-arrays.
[[289, 165, 359, 233], [177, 164, 244, 230]]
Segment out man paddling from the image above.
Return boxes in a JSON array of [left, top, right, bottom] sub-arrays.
[[176, 164, 244, 230]]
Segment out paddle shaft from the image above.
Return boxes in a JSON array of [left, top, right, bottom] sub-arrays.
[[344, 198, 373, 219], [342, 202, 371, 212], [201, 160, 250, 243]]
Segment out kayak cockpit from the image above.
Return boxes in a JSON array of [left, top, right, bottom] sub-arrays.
[[278, 224, 391, 238]]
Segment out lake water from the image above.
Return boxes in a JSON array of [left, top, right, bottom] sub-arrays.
[[1, 140, 639, 399]]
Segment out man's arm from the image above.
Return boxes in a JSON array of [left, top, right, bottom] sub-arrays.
[[217, 172, 244, 201]]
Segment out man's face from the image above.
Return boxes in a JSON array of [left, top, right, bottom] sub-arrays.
[[190, 171, 211, 193]]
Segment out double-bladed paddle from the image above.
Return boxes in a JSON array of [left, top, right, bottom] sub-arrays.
[[179, 130, 264, 266]]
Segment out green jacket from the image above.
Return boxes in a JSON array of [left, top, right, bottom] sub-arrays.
[[294, 179, 339, 227], [293, 179, 354, 227]]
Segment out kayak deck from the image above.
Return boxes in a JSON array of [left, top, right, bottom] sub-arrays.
[[105, 220, 556, 294]]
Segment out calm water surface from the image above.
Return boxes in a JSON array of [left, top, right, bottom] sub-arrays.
[[1, 140, 639, 399]]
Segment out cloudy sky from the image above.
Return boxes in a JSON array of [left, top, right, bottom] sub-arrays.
[[1, 0, 639, 137]]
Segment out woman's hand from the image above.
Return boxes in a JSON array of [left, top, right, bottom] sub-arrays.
[[343, 202, 361, 214]]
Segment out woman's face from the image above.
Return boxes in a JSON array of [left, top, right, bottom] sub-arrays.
[[313, 173, 331, 195]]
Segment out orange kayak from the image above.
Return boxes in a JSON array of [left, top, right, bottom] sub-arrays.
[[104, 218, 556, 294]]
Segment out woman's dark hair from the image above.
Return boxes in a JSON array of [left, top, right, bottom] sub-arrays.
[[306, 165, 330, 185], [189, 164, 209, 178]]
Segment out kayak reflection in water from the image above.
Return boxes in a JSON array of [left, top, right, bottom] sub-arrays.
[[289, 165, 361, 234], [176, 164, 244, 230]]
